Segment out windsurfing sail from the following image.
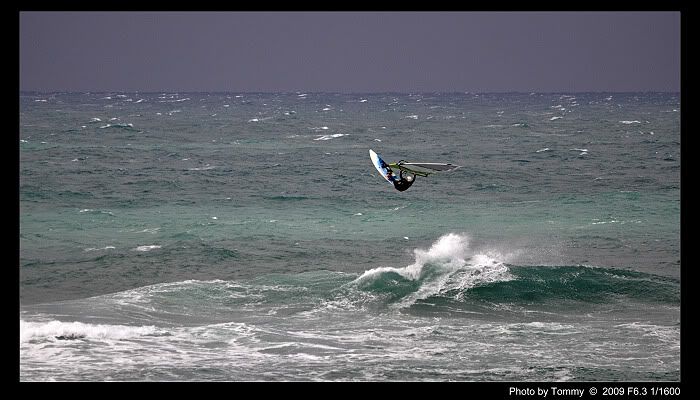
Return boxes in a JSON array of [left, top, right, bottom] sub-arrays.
[[389, 161, 461, 177]]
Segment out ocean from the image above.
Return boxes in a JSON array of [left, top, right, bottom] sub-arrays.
[[19, 92, 680, 381]]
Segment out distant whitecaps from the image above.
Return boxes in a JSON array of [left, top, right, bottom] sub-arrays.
[[619, 120, 641, 124], [84, 246, 116, 252], [314, 134, 346, 141], [549, 116, 562, 121], [406, 115, 419, 119], [536, 148, 550, 153], [133, 245, 161, 252], [98, 123, 135, 129]]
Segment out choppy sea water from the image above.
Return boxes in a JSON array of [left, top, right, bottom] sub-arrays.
[[19, 92, 680, 381]]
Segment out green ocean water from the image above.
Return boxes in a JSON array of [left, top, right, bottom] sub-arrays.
[[20, 92, 680, 381]]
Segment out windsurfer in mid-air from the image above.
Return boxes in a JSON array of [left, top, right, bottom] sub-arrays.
[[383, 160, 416, 192]]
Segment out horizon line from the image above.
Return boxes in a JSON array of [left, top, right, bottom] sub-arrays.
[[19, 90, 681, 94]]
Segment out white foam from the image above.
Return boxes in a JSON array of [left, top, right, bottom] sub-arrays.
[[20, 320, 159, 343], [536, 148, 550, 153], [549, 116, 562, 121], [619, 120, 641, 124], [359, 99, 368, 103], [354, 233, 512, 308], [84, 246, 116, 252], [133, 245, 161, 252], [314, 134, 345, 141], [406, 115, 419, 119]]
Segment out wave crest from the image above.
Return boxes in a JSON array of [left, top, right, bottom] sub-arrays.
[[352, 233, 513, 308]]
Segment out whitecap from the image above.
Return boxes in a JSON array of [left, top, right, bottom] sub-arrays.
[[549, 116, 562, 121], [536, 148, 550, 153], [619, 120, 641, 124], [406, 115, 419, 119], [20, 319, 160, 343], [314, 134, 346, 141], [353, 233, 513, 309], [133, 245, 161, 252], [84, 246, 116, 252]]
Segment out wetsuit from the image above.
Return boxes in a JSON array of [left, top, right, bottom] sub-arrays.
[[388, 168, 415, 192]]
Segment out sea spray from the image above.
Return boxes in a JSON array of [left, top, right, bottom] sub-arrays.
[[352, 233, 513, 307]]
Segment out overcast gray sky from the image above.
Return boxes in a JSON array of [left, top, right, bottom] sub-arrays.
[[19, 11, 680, 92]]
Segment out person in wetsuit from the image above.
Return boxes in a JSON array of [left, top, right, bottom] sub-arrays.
[[384, 161, 416, 192]]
